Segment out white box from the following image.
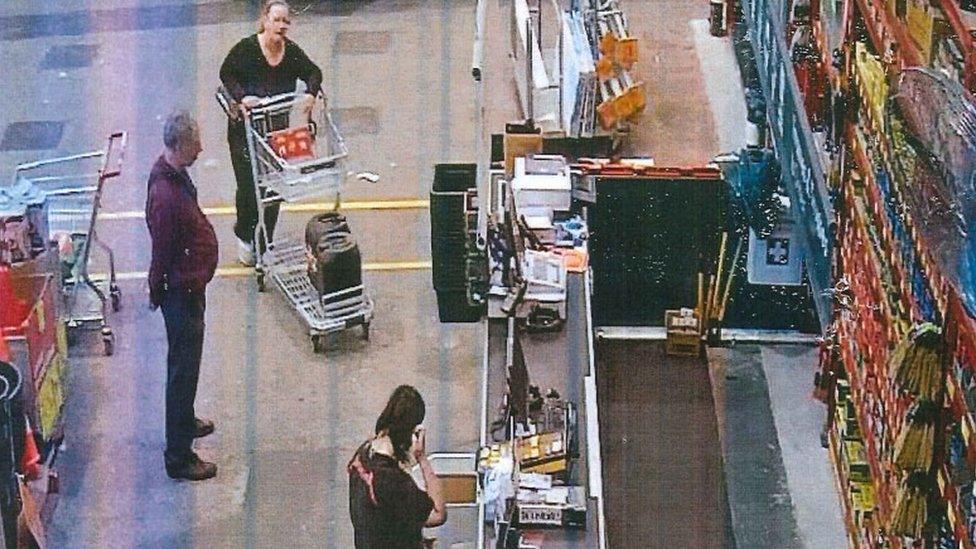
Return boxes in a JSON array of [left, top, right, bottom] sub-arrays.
[[511, 156, 572, 213], [747, 220, 804, 285]]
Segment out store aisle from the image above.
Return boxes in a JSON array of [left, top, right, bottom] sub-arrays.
[[709, 344, 848, 549], [761, 345, 848, 548]]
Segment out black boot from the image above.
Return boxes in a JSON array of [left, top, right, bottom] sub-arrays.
[[166, 453, 217, 481], [194, 418, 215, 439]]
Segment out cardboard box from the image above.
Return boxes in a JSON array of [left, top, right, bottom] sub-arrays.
[[665, 309, 701, 357]]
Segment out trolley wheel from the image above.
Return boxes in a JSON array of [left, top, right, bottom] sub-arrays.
[[102, 331, 115, 357], [257, 272, 267, 292], [110, 285, 122, 312], [312, 335, 326, 354], [361, 322, 370, 341]]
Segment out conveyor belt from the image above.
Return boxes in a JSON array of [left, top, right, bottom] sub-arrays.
[[596, 340, 734, 548]]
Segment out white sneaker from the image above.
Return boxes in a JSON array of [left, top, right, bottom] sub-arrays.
[[237, 238, 256, 267]]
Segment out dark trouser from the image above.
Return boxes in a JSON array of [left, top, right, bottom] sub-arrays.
[[229, 121, 280, 250], [161, 287, 206, 465]]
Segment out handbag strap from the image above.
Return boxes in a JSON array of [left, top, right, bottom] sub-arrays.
[[347, 440, 379, 506]]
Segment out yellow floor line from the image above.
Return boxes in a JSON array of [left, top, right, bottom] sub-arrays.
[[102, 260, 432, 281], [100, 199, 429, 220]]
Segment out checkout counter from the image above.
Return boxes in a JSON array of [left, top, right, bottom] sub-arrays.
[[427, 154, 606, 548], [478, 272, 605, 548]]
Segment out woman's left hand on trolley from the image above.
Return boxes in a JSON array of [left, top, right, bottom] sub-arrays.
[[240, 95, 262, 111]]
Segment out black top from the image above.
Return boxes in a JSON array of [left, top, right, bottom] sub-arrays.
[[348, 442, 434, 549], [219, 34, 322, 100]]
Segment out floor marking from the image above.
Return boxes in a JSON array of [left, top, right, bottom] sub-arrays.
[[99, 260, 432, 281], [99, 199, 430, 220]]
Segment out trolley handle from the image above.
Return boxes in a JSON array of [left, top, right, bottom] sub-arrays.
[[215, 85, 236, 119], [14, 150, 104, 178], [13, 131, 127, 182], [255, 91, 301, 109], [253, 91, 328, 114], [215, 86, 328, 120], [101, 131, 127, 180]]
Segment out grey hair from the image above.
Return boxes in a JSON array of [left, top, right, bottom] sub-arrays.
[[163, 110, 198, 150]]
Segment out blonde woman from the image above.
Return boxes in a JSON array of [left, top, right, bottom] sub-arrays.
[[219, 0, 322, 265]]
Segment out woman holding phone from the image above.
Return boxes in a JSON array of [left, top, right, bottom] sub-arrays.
[[348, 385, 447, 548]]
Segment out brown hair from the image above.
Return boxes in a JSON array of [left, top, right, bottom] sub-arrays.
[[374, 385, 426, 463], [258, 1, 290, 32]]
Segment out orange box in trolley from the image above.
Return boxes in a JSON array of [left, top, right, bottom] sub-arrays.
[[268, 126, 316, 161]]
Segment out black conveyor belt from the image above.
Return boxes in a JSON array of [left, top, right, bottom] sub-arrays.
[[596, 340, 734, 548]]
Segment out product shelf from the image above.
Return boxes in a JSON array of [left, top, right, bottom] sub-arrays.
[[850, 0, 925, 69], [829, 398, 880, 547], [838, 320, 895, 527], [825, 2, 976, 547], [937, 465, 974, 549]]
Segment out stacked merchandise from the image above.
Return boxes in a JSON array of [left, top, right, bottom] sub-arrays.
[[581, 0, 645, 130], [430, 164, 484, 322], [744, 2, 976, 544], [896, 0, 976, 92], [888, 325, 944, 537], [560, 12, 597, 138], [828, 375, 877, 546], [820, 1, 976, 545], [0, 181, 50, 337]]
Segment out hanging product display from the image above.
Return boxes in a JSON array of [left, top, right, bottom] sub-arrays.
[[890, 473, 930, 538], [774, 0, 976, 544], [892, 401, 937, 471], [890, 324, 945, 401]]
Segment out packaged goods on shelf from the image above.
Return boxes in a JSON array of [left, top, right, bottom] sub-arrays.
[[514, 485, 586, 529], [905, 0, 935, 63], [843, 439, 871, 483], [853, 42, 887, 133]]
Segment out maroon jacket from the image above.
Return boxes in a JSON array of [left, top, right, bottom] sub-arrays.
[[146, 156, 218, 294]]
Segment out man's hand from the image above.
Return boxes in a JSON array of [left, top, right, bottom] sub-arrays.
[[149, 284, 165, 310]]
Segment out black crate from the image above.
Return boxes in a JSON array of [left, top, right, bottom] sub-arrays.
[[431, 234, 467, 256], [430, 191, 468, 236], [431, 235, 468, 290], [433, 163, 476, 192], [432, 258, 467, 289], [436, 289, 484, 323]]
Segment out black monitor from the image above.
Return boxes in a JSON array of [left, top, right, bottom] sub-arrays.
[[507, 328, 529, 429]]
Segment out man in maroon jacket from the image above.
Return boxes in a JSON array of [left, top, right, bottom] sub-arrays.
[[146, 111, 219, 481]]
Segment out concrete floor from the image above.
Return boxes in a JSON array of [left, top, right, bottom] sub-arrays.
[[2, 1, 481, 547], [0, 1, 848, 547]]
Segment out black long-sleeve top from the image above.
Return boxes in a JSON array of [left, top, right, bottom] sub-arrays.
[[219, 34, 322, 100]]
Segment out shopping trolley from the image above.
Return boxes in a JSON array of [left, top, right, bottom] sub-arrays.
[[216, 89, 372, 352], [12, 132, 127, 356]]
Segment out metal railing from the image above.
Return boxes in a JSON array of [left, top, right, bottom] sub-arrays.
[[742, 0, 834, 332]]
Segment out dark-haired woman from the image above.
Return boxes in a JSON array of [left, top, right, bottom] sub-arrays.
[[219, 0, 322, 265], [348, 385, 447, 548]]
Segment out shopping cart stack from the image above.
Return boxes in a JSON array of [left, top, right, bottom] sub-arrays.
[[216, 89, 373, 352]]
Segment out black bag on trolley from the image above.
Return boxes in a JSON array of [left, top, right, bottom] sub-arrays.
[[305, 213, 362, 296]]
